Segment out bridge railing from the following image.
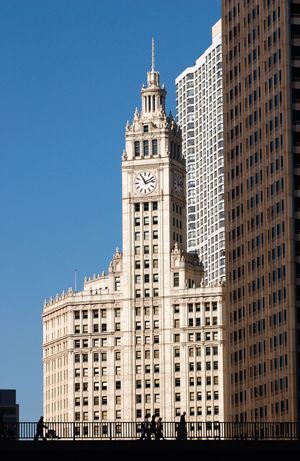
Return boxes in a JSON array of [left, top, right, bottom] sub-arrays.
[[0, 421, 299, 441]]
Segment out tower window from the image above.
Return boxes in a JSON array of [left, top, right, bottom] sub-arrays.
[[143, 125, 149, 133], [143, 140, 149, 156], [115, 277, 120, 291], [152, 139, 158, 155], [173, 272, 180, 287], [134, 141, 140, 157]]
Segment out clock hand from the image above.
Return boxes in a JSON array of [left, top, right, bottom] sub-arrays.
[[145, 178, 154, 184]]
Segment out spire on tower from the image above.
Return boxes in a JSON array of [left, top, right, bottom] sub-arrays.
[[152, 36, 155, 71]]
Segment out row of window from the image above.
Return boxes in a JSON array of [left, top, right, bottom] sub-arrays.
[[135, 202, 158, 212], [135, 216, 158, 226], [174, 332, 219, 342], [74, 309, 120, 320], [134, 139, 158, 157], [135, 288, 159, 298], [75, 406, 220, 421], [174, 302, 218, 313], [74, 323, 120, 334], [135, 259, 158, 269], [135, 230, 159, 240]]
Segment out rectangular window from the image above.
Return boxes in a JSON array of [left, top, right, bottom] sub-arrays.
[[115, 277, 120, 291], [143, 140, 149, 156], [174, 348, 180, 357], [173, 272, 180, 287], [134, 141, 140, 157], [152, 139, 158, 155]]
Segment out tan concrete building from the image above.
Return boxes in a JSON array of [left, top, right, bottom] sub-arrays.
[[43, 44, 225, 427], [222, 0, 300, 421]]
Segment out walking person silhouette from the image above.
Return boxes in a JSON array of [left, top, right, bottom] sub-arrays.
[[147, 415, 156, 440], [34, 416, 48, 441], [140, 415, 149, 440], [177, 412, 187, 440], [155, 417, 164, 440]]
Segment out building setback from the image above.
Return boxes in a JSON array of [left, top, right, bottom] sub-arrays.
[[43, 45, 225, 428], [176, 21, 225, 285], [222, 0, 300, 421]]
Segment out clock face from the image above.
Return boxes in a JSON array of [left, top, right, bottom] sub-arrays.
[[174, 173, 184, 196], [135, 171, 157, 195]]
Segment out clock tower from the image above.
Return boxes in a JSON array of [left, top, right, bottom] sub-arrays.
[[122, 39, 188, 302]]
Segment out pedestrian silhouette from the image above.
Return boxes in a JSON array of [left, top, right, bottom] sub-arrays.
[[155, 417, 164, 440], [177, 412, 187, 440], [34, 416, 48, 441], [147, 415, 156, 440], [140, 415, 149, 440]]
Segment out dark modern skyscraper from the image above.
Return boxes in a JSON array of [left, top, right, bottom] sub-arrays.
[[222, 0, 300, 422]]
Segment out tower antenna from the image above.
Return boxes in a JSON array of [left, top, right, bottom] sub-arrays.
[[152, 36, 155, 71]]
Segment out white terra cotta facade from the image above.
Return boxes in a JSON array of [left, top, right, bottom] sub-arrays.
[[43, 53, 225, 427]]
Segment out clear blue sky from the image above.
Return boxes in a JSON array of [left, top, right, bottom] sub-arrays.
[[0, 0, 221, 421]]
